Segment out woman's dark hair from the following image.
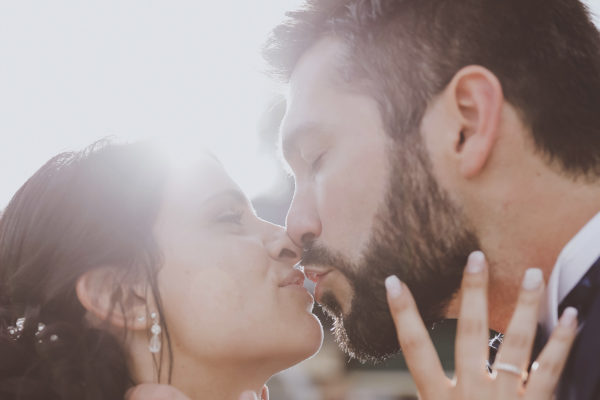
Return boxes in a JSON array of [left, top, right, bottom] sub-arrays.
[[0, 140, 173, 399]]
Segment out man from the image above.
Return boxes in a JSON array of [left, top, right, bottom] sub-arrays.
[[262, 0, 600, 398], [128, 1, 598, 398]]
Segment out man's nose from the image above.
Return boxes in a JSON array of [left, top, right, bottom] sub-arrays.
[[285, 190, 322, 248]]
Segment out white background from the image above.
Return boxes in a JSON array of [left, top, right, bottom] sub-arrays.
[[0, 0, 599, 207]]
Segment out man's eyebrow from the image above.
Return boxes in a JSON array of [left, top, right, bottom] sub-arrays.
[[280, 121, 327, 158]]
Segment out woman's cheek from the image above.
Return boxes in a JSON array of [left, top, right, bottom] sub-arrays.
[[191, 268, 243, 311], [170, 267, 252, 332]]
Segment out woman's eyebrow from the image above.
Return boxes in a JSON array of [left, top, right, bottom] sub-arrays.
[[201, 189, 249, 207]]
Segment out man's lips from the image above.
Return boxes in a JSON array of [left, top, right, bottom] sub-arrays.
[[304, 269, 332, 283], [303, 267, 333, 302]]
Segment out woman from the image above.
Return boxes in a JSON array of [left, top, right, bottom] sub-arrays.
[[0, 141, 577, 400], [0, 141, 323, 399]]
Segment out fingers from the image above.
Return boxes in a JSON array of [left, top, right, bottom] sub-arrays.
[[238, 391, 259, 400], [526, 307, 578, 399], [385, 275, 447, 399], [493, 268, 545, 397], [455, 251, 490, 387], [238, 385, 268, 400], [125, 384, 192, 400], [125, 382, 266, 400]]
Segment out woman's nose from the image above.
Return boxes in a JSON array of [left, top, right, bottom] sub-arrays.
[[264, 223, 302, 264]]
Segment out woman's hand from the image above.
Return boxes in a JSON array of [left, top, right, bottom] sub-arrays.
[[239, 386, 269, 400], [124, 384, 191, 400], [124, 384, 268, 400], [385, 251, 578, 399]]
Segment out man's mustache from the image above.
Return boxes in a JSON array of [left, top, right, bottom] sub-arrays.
[[300, 242, 357, 282], [300, 242, 337, 267]]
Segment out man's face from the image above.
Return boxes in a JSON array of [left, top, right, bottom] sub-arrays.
[[281, 38, 479, 362]]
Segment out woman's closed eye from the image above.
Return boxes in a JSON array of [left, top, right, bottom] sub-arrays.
[[216, 210, 244, 225]]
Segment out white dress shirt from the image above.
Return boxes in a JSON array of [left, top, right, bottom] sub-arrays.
[[540, 211, 600, 336]]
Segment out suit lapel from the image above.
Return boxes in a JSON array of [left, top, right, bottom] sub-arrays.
[[558, 281, 600, 400]]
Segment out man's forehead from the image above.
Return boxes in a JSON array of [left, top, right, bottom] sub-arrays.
[[280, 38, 349, 147], [288, 36, 350, 96]]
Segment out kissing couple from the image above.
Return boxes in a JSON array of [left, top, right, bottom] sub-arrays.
[[2, 0, 600, 399]]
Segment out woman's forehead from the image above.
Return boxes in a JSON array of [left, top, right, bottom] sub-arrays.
[[166, 155, 241, 202]]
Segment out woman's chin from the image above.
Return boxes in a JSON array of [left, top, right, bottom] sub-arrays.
[[284, 314, 324, 367], [309, 313, 325, 353]]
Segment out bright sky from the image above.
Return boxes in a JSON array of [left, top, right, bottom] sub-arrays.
[[0, 0, 302, 207], [0, 0, 599, 208]]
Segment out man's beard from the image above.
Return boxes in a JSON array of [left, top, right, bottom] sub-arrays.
[[302, 137, 480, 364]]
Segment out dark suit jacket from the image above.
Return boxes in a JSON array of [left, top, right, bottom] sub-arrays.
[[557, 257, 600, 400]]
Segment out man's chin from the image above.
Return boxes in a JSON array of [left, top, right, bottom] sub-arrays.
[[319, 292, 401, 364], [318, 291, 344, 318]]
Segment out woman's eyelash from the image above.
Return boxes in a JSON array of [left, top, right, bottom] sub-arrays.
[[217, 211, 244, 224]]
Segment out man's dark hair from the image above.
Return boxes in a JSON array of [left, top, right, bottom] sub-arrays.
[[264, 0, 600, 177]]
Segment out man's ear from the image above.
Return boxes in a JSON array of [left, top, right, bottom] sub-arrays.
[[76, 267, 149, 331], [447, 65, 504, 178]]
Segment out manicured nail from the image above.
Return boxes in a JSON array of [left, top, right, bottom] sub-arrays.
[[559, 307, 578, 327], [239, 391, 258, 400], [522, 268, 543, 290], [385, 275, 403, 298], [465, 251, 485, 273]]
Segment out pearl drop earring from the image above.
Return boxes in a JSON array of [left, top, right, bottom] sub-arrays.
[[148, 312, 161, 354]]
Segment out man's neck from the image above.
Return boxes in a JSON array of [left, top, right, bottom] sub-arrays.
[[445, 160, 600, 332], [484, 169, 600, 332]]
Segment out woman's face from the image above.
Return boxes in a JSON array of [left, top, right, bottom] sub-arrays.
[[153, 156, 323, 372]]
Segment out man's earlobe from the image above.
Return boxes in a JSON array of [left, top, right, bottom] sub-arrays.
[[76, 267, 149, 331], [450, 65, 504, 178]]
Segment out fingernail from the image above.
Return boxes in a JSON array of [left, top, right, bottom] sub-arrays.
[[522, 268, 543, 290], [239, 391, 258, 400], [465, 251, 485, 273], [559, 307, 578, 327], [385, 275, 403, 298], [124, 388, 135, 400]]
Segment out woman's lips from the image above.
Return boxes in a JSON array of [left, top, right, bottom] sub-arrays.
[[279, 269, 306, 287], [279, 269, 314, 308]]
